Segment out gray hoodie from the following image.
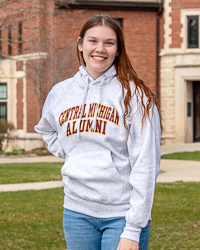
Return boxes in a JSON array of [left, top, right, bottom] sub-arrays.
[[34, 65, 161, 242]]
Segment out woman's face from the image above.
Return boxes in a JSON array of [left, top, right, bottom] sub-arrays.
[[78, 25, 119, 79]]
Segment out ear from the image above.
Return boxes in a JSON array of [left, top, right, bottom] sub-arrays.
[[78, 43, 83, 52], [77, 37, 83, 52], [116, 51, 119, 56]]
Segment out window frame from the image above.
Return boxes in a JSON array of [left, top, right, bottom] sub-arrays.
[[0, 29, 2, 55], [8, 24, 12, 56], [18, 21, 22, 55], [116, 18, 123, 30], [0, 83, 8, 121], [187, 16, 199, 49], [0, 102, 7, 121], [0, 83, 7, 100]]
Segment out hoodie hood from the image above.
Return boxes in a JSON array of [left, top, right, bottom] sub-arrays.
[[75, 65, 117, 137], [77, 65, 117, 87]]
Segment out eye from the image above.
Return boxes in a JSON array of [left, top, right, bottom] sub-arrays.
[[106, 41, 115, 46], [89, 39, 97, 43]]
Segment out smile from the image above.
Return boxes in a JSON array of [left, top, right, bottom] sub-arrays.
[[91, 56, 107, 61]]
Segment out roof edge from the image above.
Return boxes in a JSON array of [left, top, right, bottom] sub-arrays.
[[55, 0, 163, 11]]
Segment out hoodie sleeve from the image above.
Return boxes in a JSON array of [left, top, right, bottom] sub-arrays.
[[34, 89, 65, 158], [120, 97, 161, 242]]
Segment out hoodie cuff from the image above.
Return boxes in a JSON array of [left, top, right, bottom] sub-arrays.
[[120, 222, 142, 243]]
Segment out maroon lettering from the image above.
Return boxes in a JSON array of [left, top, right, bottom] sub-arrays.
[[97, 104, 106, 118], [81, 104, 87, 118], [109, 109, 115, 123], [63, 109, 71, 123], [88, 103, 98, 118], [85, 119, 93, 132], [114, 110, 120, 125], [105, 107, 112, 120], [102, 106, 109, 119], [102, 121, 107, 135], [72, 121, 77, 134], [73, 106, 80, 120], [80, 119, 86, 132], [69, 107, 75, 121], [66, 122, 71, 137], [95, 119, 102, 133]]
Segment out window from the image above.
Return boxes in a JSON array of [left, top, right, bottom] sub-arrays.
[[0, 103, 7, 121], [187, 102, 192, 117], [188, 16, 199, 48], [116, 18, 123, 30], [0, 84, 7, 99], [0, 29, 2, 55], [8, 25, 12, 55], [0, 84, 7, 121], [18, 21, 22, 54]]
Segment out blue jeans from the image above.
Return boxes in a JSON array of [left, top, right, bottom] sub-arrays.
[[63, 208, 151, 250]]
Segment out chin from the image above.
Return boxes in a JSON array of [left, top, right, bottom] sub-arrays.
[[94, 66, 109, 72]]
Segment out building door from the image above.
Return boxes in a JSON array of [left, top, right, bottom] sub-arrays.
[[193, 81, 200, 142]]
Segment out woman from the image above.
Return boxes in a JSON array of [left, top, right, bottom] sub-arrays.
[[35, 14, 162, 250]]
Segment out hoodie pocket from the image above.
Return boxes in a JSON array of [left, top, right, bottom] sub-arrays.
[[61, 150, 123, 204]]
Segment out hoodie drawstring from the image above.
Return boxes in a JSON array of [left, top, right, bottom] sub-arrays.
[[91, 75, 106, 130], [77, 74, 89, 138], [77, 74, 106, 138]]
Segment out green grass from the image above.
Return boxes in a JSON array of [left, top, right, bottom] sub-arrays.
[[0, 162, 63, 184], [0, 183, 199, 249], [2, 149, 26, 156], [149, 182, 200, 249], [161, 151, 200, 161], [0, 188, 66, 250]]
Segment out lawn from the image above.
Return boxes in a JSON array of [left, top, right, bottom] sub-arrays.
[[0, 162, 63, 184], [161, 151, 200, 161], [0, 182, 200, 249], [1, 150, 199, 185], [0, 188, 66, 250], [149, 182, 200, 249]]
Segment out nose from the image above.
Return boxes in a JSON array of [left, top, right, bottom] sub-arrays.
[[95, 42, 105, 53]]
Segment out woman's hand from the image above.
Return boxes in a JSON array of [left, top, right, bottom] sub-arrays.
[[117, 238, 139, 250]]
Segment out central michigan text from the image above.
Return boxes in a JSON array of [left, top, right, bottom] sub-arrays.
[[58, 103, 120, 137]]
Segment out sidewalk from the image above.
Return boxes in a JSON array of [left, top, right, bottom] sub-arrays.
[[160, 142, 200, 155], [158, 142, 200, 182], [0, 143, 200, 192], [157, 159, 200, 183], [0, 155, 65, 164], [0, 181, 64, 192]]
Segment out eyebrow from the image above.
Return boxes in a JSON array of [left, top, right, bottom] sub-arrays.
[[87, 36, 117, 42]]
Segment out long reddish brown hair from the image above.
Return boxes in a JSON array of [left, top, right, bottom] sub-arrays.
[[77, 14, 163, 133]]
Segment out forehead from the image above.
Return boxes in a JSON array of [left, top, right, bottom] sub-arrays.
[[84, 25, 117, 40]]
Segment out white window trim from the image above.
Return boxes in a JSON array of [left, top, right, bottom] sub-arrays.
[[163, 0, 172, 51], [0, 83, 8, 120], [180, 9, 200, 52]]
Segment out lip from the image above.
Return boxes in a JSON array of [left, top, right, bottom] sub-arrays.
[[91, 55, 107, 62]]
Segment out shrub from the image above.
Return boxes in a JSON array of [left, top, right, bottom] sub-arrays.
[[0, 119, 15, 151], [18, 149, 25, 154], [11, 150, 18, 155], [5, 152, 12, 156]]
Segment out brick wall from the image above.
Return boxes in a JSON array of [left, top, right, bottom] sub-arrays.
[[0, 0, 42, 56], [169, 0, 200, 48], [159, 12, 165, 51], [0, 0, 160, 135], [17, 78, 23, 129], [26, 58, 45, 133], [54, 9, 158, 93]]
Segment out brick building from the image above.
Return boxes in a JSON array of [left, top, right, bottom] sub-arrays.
[[0, 0, 163, 151], [160, 0, 200, 144], [1, 0, 199, 151]]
